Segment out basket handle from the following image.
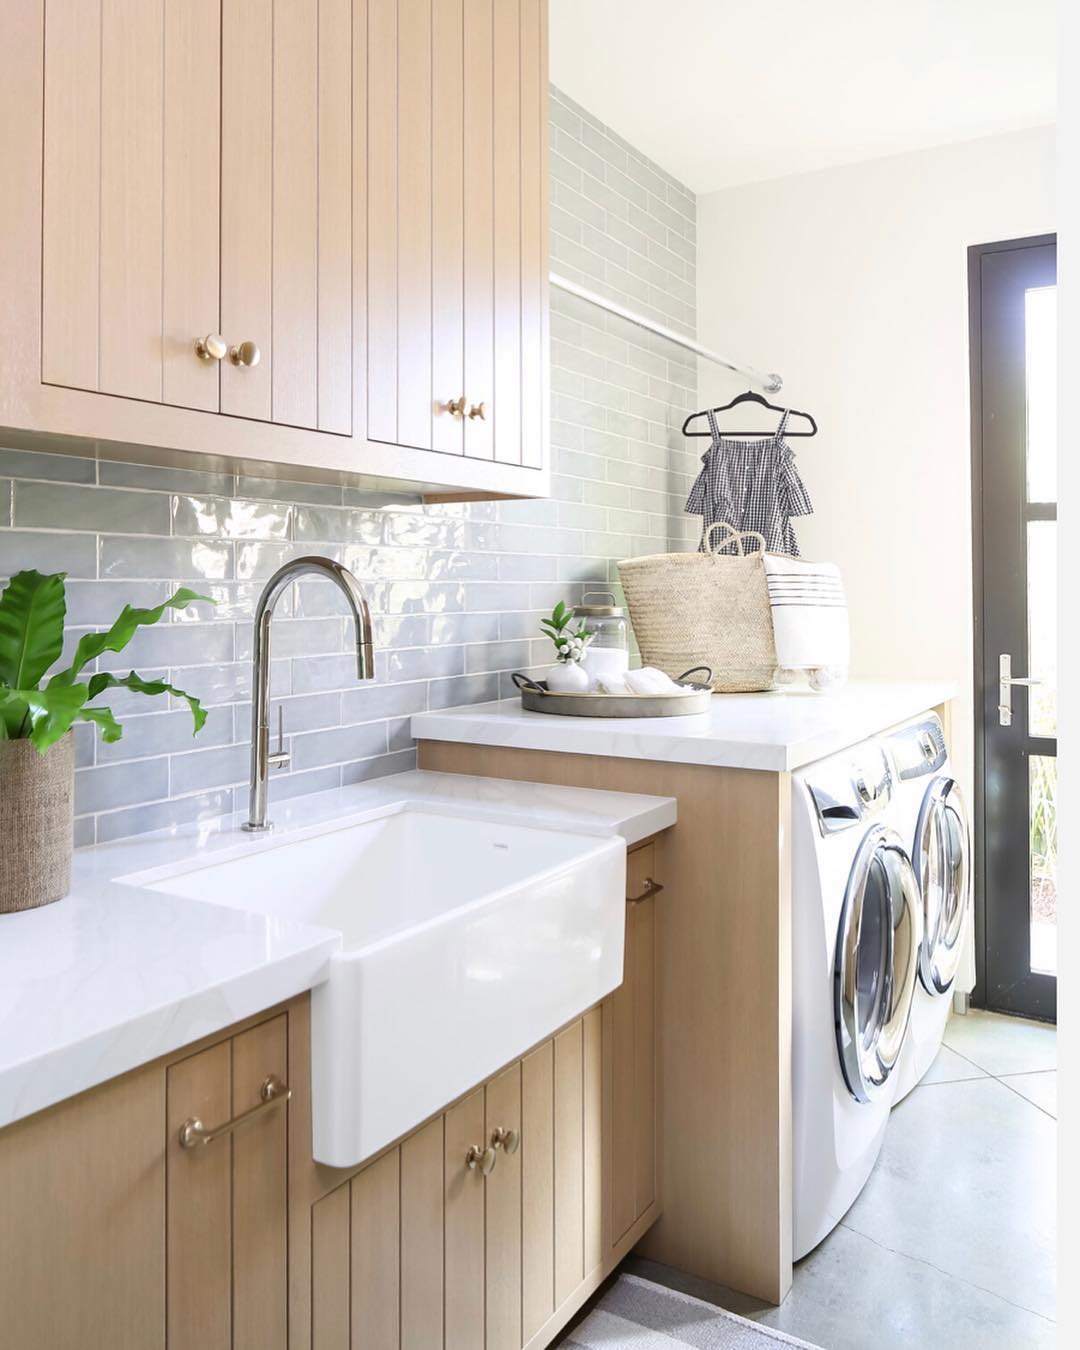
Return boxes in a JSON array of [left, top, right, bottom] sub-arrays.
[[511, 671, 547, 694], [703, 521, 767, 558], [677, 666, 713, 689]]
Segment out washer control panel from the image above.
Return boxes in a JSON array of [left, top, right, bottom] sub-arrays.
[[889, 714, 947, 781], [806, 743, 894, 836]]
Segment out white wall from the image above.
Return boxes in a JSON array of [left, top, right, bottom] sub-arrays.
[[696, 126, 1056, 804]]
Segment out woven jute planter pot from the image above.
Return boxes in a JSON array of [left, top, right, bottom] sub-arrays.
[[0, 732, 75, 914]]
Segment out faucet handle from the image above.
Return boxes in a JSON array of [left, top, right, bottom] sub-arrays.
[[267, 704, 291, 770]]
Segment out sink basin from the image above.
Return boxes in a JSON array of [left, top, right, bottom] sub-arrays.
[[129, 803, 626, 1166]]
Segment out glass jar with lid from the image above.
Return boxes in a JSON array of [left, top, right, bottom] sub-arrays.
[[573, 592, 630, 688]]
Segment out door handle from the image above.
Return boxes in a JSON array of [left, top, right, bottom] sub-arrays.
[[998, 653, 1042, 727]]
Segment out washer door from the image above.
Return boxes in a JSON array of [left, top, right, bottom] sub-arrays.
[[914, 777, 970, 995], [834, 825, 923, 1102]]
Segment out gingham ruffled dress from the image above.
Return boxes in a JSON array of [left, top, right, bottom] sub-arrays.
[[685, 408, 813, 555]]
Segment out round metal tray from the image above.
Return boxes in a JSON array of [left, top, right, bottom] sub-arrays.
[[511, 666, 712, 718]]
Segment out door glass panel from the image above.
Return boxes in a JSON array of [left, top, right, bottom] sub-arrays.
[[1027, 521, 1057, 736], [1029, 755, 1057, 976], [856, 857, 889, 1049], [1024, 285, 1056, 503]]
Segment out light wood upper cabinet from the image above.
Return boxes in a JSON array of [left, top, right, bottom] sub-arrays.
[[367, 0, 548, 466], [5, 0, 549, 495], [40, 0, 353, 434]]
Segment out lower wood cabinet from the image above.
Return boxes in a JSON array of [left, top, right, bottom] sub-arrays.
[[0, 840, 660, 1350]]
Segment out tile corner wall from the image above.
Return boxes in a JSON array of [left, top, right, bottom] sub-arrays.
[[0, 87, 699, 845]]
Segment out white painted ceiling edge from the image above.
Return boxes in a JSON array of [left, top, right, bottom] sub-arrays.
[[550, 0, 1056, 194]]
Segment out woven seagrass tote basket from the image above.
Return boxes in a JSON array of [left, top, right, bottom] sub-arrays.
[[618, 523, 779, 693]]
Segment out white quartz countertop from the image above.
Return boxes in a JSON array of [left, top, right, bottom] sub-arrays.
[[0, 770, 674, 1130], [411, 680, 959, 772]]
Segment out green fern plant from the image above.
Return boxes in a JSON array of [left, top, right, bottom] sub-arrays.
[[0, 570, 211, 754]]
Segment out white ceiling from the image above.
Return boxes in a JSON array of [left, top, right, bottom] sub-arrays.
[[549, 0, 1056, 195]]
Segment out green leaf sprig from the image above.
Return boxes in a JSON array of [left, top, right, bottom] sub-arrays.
[[0, 570, 212, 755], [539, 600, 593, 665]]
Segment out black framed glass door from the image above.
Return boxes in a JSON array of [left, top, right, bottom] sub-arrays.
[[970, 234, 1057, 1021]]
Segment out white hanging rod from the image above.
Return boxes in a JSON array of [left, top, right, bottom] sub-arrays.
[[549, 272, 783, 393]]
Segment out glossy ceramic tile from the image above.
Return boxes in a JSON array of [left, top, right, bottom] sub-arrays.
[[943, 1008, 1057, 1075], [919, 1043, 989, 1085]]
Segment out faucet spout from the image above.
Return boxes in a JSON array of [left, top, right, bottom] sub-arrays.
[[244, 556, 375, 832]]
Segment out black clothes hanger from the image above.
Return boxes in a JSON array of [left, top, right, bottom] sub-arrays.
[[681, 389, 818, 438]]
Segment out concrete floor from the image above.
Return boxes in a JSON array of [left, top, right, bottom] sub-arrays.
[[620, 1010, 1057, 1350]]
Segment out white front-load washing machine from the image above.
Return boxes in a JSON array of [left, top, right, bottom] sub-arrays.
[[792, 736, 923, 1259], [886, 713, 971, 1102]]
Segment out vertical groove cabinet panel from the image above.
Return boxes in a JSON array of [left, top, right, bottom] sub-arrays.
[[583, 1006, 605, 1274], [400, 1116, 445, 1350], [221, 0, 273, 422], [0, 1065, 165, 1350], [99, 0, 164, 402], [611, 844, 658, 1246], [366, 0, 400, 445], [166, 1040, 233, 1350], [271, 0, 320, 429], [485, 1063, 523, 1350], [41, 0, 101, 392], [491, 0, 522, 465], [162, 0, 221, 412], [317, 0, 355, 434], [431, 0, 466, 456], [312, 1185, 351, 1350], [232, 1015, 289, 1350], [396, 0, 434, 451], [518, 0, 546, 469], [444, 1089, 486, 1348], [351, 1148, 401, 1350], [462, 0, 495, 461], [521, 1042, 555, 1343], [553, 1020, 585, 1306]]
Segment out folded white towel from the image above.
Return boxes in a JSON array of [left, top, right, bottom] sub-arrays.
[[595, 674, 631, 695], [623, 667, 692, 695], [762, 554, 849, 686]]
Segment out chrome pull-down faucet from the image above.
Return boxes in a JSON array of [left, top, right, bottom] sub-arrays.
[[244, 556, 375, 832]]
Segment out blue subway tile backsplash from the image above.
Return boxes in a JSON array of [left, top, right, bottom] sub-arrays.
[[0, 88, 699, 845]]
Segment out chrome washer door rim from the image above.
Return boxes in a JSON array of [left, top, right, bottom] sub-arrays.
[[914, 777, 970, 995], [834, 825, 924, 1103]]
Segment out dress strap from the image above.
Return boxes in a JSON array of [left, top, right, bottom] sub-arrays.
[[705, 408, 721, 442], [775, 408, 791, 438]]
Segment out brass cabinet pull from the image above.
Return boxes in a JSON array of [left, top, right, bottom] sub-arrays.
[[467, 401, 486, 420], [490, 1126, 519, 1155], [627, 877, 663, 905], [194, 333, 227, 362], [228, 339, 261, 368], [179, 1074, 290, 1150], [445, 395, 467, 418], [465, 1144, 497, 1175]]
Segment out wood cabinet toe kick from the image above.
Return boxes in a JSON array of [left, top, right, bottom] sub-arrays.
[[418, 738, 795, 1307]]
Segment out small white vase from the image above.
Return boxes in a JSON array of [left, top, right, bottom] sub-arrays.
[[547, 660, 590, 693]]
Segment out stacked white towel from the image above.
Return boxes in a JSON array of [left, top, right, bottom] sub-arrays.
[[762, 554, 849, 690], [596, 667, 696, 696]]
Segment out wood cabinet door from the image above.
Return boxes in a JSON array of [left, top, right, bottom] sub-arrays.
[[367, 0, 547, 464], [166, 1014, 289, 1350], [221, 0, 354, 433], [41, 0, 222, 411], [610, 845, 658, 1245]]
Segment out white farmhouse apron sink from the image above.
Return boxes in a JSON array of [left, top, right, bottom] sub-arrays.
[[130, 803, 626, 1167]]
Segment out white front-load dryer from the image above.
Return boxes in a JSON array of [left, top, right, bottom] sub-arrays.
[[792, 738, 923, 1259], [887, 713, 971, 1102]]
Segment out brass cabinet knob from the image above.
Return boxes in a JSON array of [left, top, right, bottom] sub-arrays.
[[445, 396, 467, 418], [491, 1126, 519, 1155], [467, 401, 487, 421], [229, 339, 261, 368], [465, 1144, 497, 1175], [194, 333, 227, 362]]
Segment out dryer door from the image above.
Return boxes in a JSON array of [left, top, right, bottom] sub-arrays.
[[914, 777, 970, 995], [835, 825, 923, 1103]]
